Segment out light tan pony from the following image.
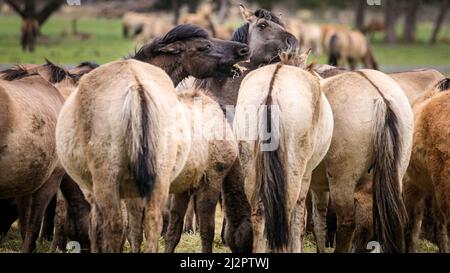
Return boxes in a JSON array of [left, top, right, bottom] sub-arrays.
[[0, 61, 82, 252], [287, 19, 322, 55], [388, 69, 445, 105], [233, 51, 334, 252], [56, 24, 250, 253], [309, 68, 414, 253], [310, 66, 445, 252], [322, 24, 377, 70], [56, 59, 188, 252], [125, 89, 242, 253]]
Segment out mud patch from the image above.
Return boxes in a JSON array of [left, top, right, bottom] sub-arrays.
[[31, 115, 46, 133]]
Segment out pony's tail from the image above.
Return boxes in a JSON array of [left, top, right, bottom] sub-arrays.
[[122, 80, 159, 198], [256, 64, 289, 251], [364, 46, 378, 70], [371, 87, 407, 253], [328, 34, 339, 66]]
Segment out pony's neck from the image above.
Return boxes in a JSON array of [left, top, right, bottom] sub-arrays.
[[147, 55, 188, 86]]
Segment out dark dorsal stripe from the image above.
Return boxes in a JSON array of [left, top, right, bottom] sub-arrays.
[[131, 24, 209, 61], [77, 61, 99, 69]]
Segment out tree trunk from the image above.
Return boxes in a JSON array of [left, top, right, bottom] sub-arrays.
[[430, 0, 449, 44], [172, 0, 181, 25], [355, 0, 366, 32], [403, 0, 420, 43], [36, 0, 65, 26], [5, 0, 26, 18], [384, 0, 400, 44], [24, 0, 35, 18], [218, 0, 230, 24], [187, 0, 199, 13]]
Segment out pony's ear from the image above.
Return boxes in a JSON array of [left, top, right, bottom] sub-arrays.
[[158, 41, 186, 55], [298, 48, 312, 67], [239, 4, 254, 22]]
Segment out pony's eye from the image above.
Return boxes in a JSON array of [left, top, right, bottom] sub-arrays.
[[258, 23, 268, 30], [197, 44, 211, 52]]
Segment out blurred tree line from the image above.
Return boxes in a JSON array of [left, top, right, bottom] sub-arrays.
[[3, 0, 449, 51], [149, 0, 448, 44]]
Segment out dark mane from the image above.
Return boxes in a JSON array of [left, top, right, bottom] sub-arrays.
[[130, 24, 209, 61], [0, 65, 35, 81], [254, 9, 284, 27], [44, 59, 71, 84], [231, 9, 284, 44], [77, 61, 99, 69], [231, 23, 249, 43], [436, 78, 450, 92]]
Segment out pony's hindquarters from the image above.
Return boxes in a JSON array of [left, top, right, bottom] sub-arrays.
[[321, 70, 413, 253], [405, 80, 450, 253], [234, 64, 328, 252], [56, 60, 187, 252]]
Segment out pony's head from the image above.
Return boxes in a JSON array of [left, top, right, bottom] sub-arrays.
[[232, 5, 298, 67], [132, 24, 250, 84]]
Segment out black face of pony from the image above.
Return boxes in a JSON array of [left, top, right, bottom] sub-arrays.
[[132, 24, 250, 80], [172, 37, 250, 78], [232, 6, 298, 67]]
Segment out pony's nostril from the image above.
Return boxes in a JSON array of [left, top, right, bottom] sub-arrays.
[[286, 37, 298, 50], [237, 46, 250, 57]]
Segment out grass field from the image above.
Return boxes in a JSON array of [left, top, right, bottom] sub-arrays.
[[0, 15, 449, 70], [0, 206, 439, 253], [0, 15, 445, 253]]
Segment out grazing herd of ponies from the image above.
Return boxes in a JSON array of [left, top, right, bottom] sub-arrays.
[[0, 5, 448, 253]]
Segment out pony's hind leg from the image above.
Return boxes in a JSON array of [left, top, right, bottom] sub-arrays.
[[195, 174, 221, 253], [183, 196, 197, 234], [429, 161, 450, 253], [289, 174, 312, 253], [124, 199, 145, 253], [90, 172, 124, 253], [19, 169, 64, 252], [143, 177, 170, 253], [404, 180, 426, 253], [0, 198, 18, 243], [432, 193, 449, 253], [164, 193, 190, 253], [328, 174, 358, 253], [311, 189, 329, 253]]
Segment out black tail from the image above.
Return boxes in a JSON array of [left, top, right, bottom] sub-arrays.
[[357, 71, 407, 253], [256, 64, 289, 251], [122, 80, 158, 198], [328, 34, 339, 66]]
